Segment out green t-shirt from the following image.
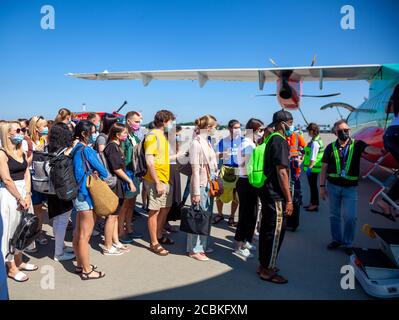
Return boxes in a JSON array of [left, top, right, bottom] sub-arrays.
[[122, 132, 141, 171]]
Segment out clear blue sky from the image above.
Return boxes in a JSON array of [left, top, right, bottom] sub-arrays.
[[1, 0, 398, 125]]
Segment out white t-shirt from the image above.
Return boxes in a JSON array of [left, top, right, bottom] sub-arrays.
[[310, 140, 321, 161], [237, 137, 255, 177]]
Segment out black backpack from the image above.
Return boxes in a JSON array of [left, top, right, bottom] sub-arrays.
[[7, 212, 40, 258], [133, 133, 156, 179], [49, 148, 79, 201]]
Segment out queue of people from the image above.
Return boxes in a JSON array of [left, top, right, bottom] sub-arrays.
[[0, 105, 390, 290]]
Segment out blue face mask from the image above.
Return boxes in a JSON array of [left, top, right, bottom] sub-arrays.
[[285, 124, 295, 137], [10, 134, 24, 145], [95, 124, 101, 132], [89, 132, 99, 144], [39, 127, 49, 136], [176, 135, 182, 142], [165, 122, 174, 133]]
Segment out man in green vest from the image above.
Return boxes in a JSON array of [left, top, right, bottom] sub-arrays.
[[320, 120, 383, 255]]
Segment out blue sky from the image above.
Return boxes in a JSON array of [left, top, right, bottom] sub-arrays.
[[0, 0, 398, 125]]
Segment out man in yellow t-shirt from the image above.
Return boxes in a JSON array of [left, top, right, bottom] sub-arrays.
[[144, 110, 175, 256]]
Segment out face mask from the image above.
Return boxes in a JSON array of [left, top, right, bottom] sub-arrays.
[[208, 128, 216, 137], [10, 134, 24, 145], [337, 130, 350, 141], [284, 124, 295, 137], [39, 127, 49, 136], [119, 134, 128, 142], [232, 129, 241, 138], [89, 132, 99, 144], [129, 122, 141, 131], [255, 131, 264, 140], [176, 135, 182, 142], [164, 122, 174, 133], [95, 124, 101, 132]]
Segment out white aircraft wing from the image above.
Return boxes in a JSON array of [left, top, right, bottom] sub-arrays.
[[67, 64, 381, 90]]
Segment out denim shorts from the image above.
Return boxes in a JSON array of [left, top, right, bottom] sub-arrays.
[[73, 194, 93, 212], [31, 190, 47, 206]]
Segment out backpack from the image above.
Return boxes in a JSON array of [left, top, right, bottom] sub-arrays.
[[7, 212, 40, 258], [49, 148, 79, 201], [31, 151, 55, 194], [133, 133, 156, 179], [247, 132, 284, 188]]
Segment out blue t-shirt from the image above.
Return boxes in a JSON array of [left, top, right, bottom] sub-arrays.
[[217, 136, 243, 168]]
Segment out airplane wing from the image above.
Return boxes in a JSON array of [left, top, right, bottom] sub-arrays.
[[67, 64, 381, 90]]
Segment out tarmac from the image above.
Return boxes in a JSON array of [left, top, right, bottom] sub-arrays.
[[7, 133, 399, 300]]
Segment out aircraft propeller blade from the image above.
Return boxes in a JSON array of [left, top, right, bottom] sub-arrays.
[[311, 55, 317, 67], [269, 58, 278, 67], [254, 94, 277, 97], [301, 93, 341, 98]]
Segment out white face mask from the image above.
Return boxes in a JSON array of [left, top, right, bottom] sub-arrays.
[[255, 131, 263, 139]]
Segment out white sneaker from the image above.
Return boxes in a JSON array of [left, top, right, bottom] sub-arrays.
[[234, 248, 254, 259], [54, 252, 76, 262], [63, 246, 74, 254], [91, 229, 100, 237], [103, 246, 124, 256], [24, 242, 38, 253], [244, 242, 257, 252]]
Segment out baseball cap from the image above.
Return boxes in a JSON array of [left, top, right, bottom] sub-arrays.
[[268, 109, 293, 128]]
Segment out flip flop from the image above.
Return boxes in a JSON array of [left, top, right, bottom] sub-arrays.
[[259, 272, 288, 284], [19, 263, 38, 272], [8, 271, 29, 282]]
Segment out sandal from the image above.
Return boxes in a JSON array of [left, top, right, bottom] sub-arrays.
[[150, 244, 169, 256], [259, 271, 288, 284], [80, 269, 105, 281], [75, 264, 97, 274], [257, 265, 280, 274], [212, 214, 224, 225], [158, 236, 175, 245], [8, 271, 29, 282], [228, 217, 238, 227], [19, 263, 38, 272]]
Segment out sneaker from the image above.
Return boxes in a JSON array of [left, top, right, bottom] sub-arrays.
[[54, 252, 75, 262], [24, 242, 38, 253], [327, 241, 342, 250], [91, 229, 100, 237], [189, 252, 210, 261], [127, 231, 144, 239], [63, 246, 74, 254], [244, 242, 257, 252], [344, 247, 354, 256], [119, 235, 134, 244], [103, 246, 124, 256], [234, 248, 254, 259]]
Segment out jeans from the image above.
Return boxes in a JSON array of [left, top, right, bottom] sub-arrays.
[[186, 185, 211, 254], [53, 211, 72, 256], [327, 182, 358, 247]]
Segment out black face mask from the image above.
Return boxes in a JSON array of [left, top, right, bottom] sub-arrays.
[[337, 130, 350, 141]]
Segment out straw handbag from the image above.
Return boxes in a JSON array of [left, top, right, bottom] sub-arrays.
[[81, 148, 118, 217]]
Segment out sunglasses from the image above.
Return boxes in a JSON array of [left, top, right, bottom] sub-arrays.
[[338, 129, 350, 133], [15, 128, 24, 134]]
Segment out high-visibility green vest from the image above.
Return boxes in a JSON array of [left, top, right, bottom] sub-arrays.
[[303, 135, 324, 173], [247, 132, 285, 188], [328, 139, 358, 181]]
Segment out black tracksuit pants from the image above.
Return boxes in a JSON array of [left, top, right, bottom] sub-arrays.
[[258, 192, 287, 269], [234, 178, 258, 243]]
